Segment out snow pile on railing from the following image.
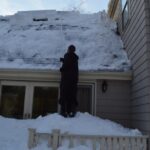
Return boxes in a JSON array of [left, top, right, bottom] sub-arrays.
[[0, 112, 142, 150], [28, 128, 148, 150]]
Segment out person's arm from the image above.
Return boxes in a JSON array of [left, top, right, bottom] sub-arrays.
[[60, 54, 70, 72]]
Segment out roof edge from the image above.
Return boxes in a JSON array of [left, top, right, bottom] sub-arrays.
[[0, 69, 132, 81]]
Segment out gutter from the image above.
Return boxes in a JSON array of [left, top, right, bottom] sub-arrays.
[[0, 69, 132, 81]]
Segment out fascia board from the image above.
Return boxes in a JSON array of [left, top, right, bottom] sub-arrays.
[[0, 69, 132, 81]]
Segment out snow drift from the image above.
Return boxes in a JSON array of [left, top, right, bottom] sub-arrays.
[[0, 112, 141, 150]]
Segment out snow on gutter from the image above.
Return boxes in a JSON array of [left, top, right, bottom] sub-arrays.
[[0, 69, 132, 81]]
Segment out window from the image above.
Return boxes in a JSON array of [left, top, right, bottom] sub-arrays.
[[32, 87, 58, 118], [77, 85, 92, 113], [0, 81, 95, 119], [122, 0, 127, 8], [0, 81, 59, 119], [0, 85, 25, 119], [122, 0, 129, 29]]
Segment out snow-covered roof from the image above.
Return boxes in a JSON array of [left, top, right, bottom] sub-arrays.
[[0, 10, 130, 71]]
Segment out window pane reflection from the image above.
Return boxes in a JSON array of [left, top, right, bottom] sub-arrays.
[[32, 87, 58, 118], [0, 86, 25, 119], [122, 0, 127, 9], [77, 85, 92, 113]]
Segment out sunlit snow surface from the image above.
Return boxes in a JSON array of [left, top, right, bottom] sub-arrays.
[[0, 112, 141, 150], [0, 10, 130, 71]]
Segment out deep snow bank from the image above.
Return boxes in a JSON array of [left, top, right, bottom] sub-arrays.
[[0, 112, 141, 150]]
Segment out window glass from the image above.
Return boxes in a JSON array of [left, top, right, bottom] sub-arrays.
[[123, 4, 129, 27], [0, 86, 25, 119], [122, 0, 129, 29], [32, 87, 58, 118], [77, 85, 92, 113], [122, 0, 127, 9]]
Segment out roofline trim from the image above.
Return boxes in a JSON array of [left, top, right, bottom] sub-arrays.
[[0, 69, 132, 81]]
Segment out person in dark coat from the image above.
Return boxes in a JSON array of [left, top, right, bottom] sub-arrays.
[[59, 45, 79, 117]]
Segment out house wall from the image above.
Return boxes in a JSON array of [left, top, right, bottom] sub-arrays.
[[0, 69, 132, 121], [117, 0, 150, 135], [96, 80, 131, 127]]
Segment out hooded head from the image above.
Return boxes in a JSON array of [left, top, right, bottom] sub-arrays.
[[68, 45, 76, 53]]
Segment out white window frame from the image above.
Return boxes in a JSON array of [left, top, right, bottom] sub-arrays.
[[0, 81, 59, 119], [0, 80, 96, 118]]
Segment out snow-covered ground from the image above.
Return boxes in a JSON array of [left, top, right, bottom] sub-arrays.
[[0, 112, 141, 150], [0, 10, 130, 71]]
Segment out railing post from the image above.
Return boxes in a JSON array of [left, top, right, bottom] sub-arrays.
[[142, 137, 147, 150], [28, 128, 37, 149], [27, 128, 148, 150], [69, 136, 74, 148], [52, 129, 60, 150]]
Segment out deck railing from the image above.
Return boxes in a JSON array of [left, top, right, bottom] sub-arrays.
[[28, 128, 148, 150]]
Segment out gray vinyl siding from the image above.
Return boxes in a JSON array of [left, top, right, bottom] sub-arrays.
[[118, 0, 150, 134], [96, 80, 131, 127]]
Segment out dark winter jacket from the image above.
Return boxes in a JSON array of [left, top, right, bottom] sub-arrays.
[[60, 51, 79, 84], [59, 50, 79, 107]]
